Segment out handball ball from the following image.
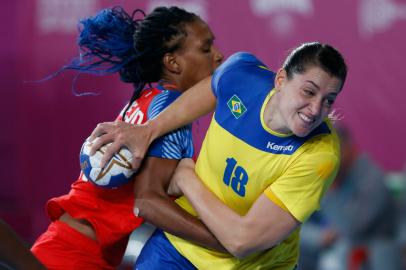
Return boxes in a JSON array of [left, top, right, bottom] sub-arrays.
[[79, 138, 135, 188]]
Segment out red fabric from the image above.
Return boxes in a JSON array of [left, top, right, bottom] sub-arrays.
[[31, 221, 115, 270], [33, 87, 163, 267], [116, 87, 160, 123], [348, 246, 368, 270], [46, 180, 143, 266]]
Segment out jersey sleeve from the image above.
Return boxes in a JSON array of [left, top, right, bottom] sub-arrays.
[[211, 52, 267, 98], [264, 152, 340, 222], [146, 90, 194, 159]]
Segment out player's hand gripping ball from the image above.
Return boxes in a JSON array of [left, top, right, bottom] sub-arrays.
[[80, 138, 135, 188]]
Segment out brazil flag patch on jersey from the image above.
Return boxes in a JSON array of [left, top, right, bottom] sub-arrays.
[[227, 94, 247, 119]]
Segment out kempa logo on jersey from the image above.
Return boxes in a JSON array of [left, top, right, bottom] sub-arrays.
[[267, 142, 294, 152], [227, 94, 247, 119]]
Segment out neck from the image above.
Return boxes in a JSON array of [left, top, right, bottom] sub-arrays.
[[263, 90, 288, 134]]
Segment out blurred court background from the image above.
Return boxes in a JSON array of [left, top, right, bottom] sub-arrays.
[[1, 0, 406, 269]]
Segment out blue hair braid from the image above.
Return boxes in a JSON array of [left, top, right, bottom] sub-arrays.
[[31, 7, 145, 96], [67, 6, 144, 76], [35, 5, 199, 101]]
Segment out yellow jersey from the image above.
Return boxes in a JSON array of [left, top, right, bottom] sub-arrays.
[[166, 52, 340, 269]]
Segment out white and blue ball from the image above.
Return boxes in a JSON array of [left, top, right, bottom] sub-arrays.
[[79, 138, 135, 188]]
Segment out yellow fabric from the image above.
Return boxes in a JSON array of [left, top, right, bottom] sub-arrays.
[[266, 189, 289, 212], [165, 52, 340, 269], [165, 118, 339, 270]]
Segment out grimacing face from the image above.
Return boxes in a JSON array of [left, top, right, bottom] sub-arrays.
[[272, 66, 342, 137], [174, 19, 224, 90]]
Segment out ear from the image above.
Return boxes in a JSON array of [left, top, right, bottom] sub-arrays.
[[163, 53, 181, 74], [274, 68, 287, 91]]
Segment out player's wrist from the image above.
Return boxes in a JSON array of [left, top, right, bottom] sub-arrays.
[[146, 119, 161, 143]]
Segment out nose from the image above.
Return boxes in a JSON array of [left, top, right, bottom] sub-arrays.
[[213, 46, 224, 67], [309, 99, 322, 116]]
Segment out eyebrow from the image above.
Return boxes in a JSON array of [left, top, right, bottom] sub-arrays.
[[201, 37, 213, 48], [306, 80, 339, 96], [306, 80, 320, 90]]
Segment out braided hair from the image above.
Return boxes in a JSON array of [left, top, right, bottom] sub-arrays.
[[65, 6, 199, 115]]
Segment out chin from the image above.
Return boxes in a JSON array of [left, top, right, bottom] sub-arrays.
[[292, 127, 312, 137]]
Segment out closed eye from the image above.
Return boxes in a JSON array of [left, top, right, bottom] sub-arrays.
[[202, 47, 211, 53], [201, 37, 214, 53], [303, 89, 315, 96]]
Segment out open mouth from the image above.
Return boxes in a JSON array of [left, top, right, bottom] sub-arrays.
[[298, 112, 315, 125]]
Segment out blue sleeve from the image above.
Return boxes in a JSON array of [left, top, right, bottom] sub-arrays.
[[211, 52, 267, 98], [146, 90, 194, 159]]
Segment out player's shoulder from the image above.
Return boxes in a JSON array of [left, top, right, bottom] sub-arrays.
[[226, 51, 262, 64], [148, 88, 182, 119], [215, 52, 267, 75], [301, 120, 340, 156], [151, 88, 181, 106], [212, 52, 274, 97]]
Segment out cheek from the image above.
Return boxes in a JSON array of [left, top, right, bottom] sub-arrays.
[[186, 61, 211, 82], [196, 59, 213, 75]]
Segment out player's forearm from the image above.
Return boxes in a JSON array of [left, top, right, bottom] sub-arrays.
[[148, 76, 216, 141], [178, 174, 249, 257], [180, 175, 300, 258], [135, 192, 227, 252]]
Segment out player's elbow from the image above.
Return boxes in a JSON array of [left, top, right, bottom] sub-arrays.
[[224, 223, 257, 259], [227, 237, 257, 259], [226, 222, 279, 259], [227, 243, 249, 259], [228, 238, 278, 259]]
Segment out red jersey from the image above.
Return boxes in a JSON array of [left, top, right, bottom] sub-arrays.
[[44, 83, 194, 266]]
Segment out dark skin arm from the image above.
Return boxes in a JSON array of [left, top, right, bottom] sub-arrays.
[[0, 219, 46, 270], [133, 157, 227, 252]]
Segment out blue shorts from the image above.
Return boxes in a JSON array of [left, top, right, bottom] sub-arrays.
[[134, 229, 196, 270]]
